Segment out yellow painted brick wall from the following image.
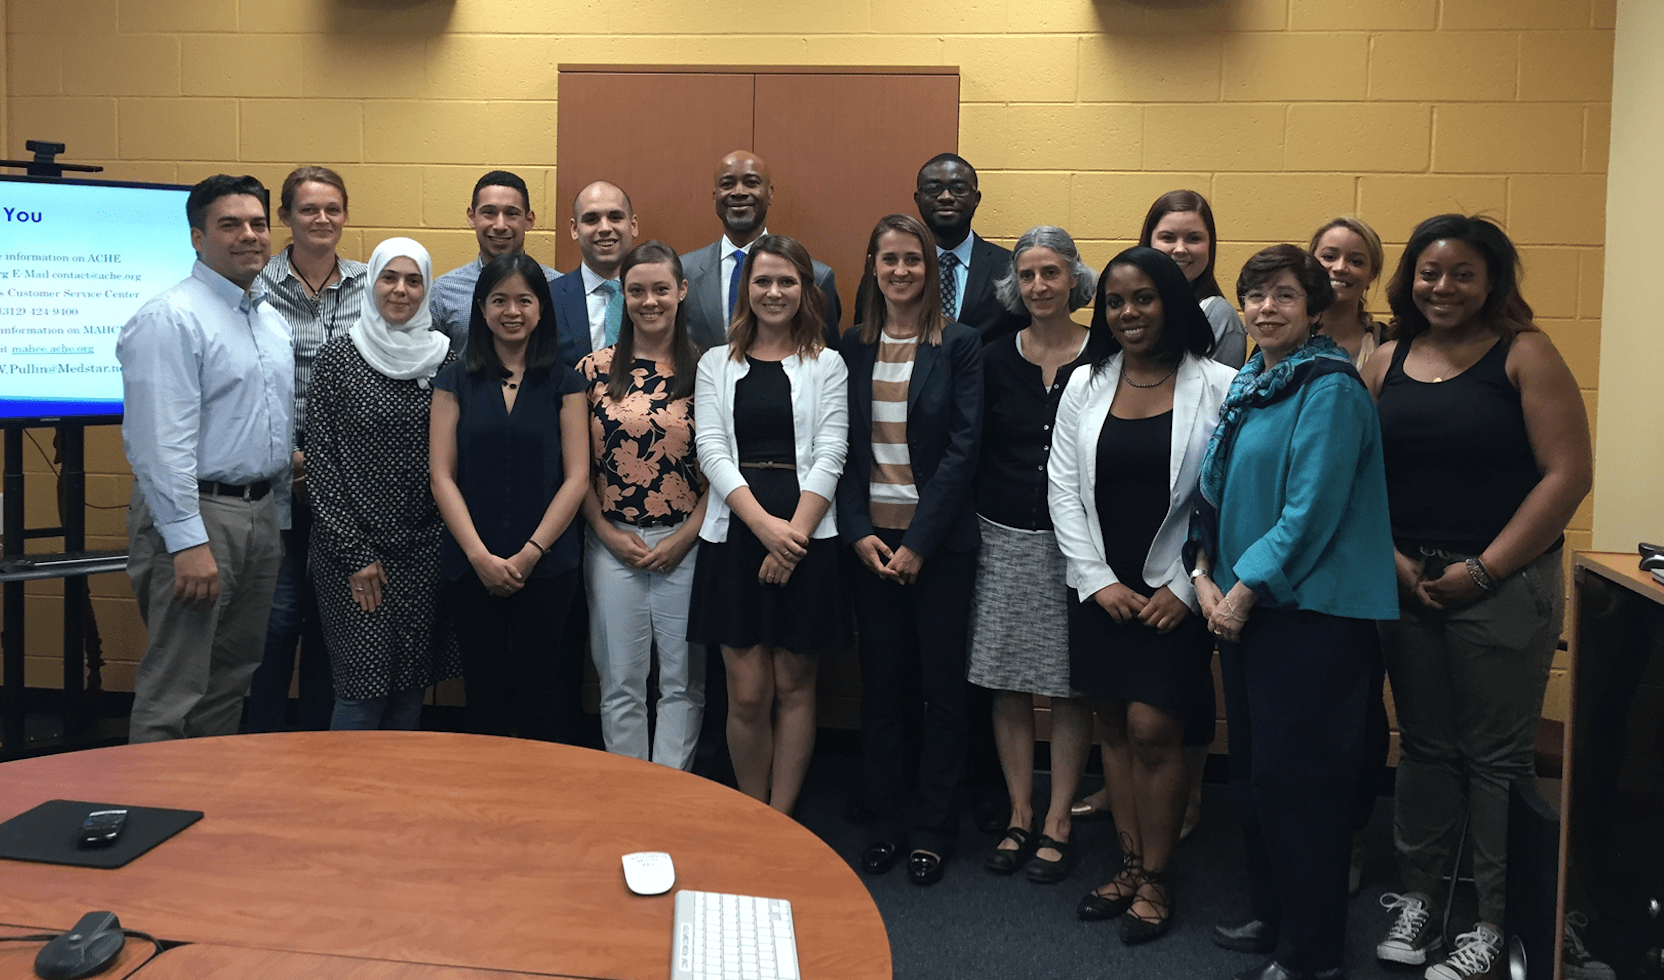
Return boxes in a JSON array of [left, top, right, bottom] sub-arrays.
[[4, 0, 1614, 723]]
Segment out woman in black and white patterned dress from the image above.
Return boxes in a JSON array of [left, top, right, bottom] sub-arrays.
[[307, 237, 459, 730]]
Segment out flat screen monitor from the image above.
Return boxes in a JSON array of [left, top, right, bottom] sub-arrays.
[[1, 174, 196, 425]]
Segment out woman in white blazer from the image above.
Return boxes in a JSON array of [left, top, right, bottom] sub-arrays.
[[687, 234, 849, 817], [1048, 246, 1235, 945]]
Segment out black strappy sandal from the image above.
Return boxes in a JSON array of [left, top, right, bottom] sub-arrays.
[[1076, 833, 1142, 920], [1120, 866, 1174, 946]]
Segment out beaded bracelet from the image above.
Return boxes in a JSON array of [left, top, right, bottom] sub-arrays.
[[1466, 557, 1496, 592]]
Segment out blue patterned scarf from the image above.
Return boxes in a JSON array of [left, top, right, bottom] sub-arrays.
[[1187, 334, 1359, 566]]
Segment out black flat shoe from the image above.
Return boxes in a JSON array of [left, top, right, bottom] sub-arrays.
[[907, 849, 945, 886], [983, 824, 1037, 874], [861, 841, 898, 876], [1232, 960, 1345, 980], [1023, 835, 1075, 884], [1120, 868, 1173, 946], [1212, 917, 1278, 954]]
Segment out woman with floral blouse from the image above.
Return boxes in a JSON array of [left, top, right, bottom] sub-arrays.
[[577, 240, 710, 770]]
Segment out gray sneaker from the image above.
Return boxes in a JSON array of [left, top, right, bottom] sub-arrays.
[[1376, 892, 1442, 966], [1426, 924, 1502, 980]]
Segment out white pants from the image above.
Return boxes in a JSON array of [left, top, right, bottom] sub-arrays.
[[585, 520, 705, 769]]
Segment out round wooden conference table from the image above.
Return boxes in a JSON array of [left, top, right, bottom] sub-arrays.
[[0, 732, 892, 980]]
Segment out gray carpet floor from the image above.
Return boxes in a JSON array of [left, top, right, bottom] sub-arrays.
[[790, 747, 1435, 980]]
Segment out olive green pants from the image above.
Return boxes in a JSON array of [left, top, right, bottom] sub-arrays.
[[1379, 547, 1561, 925]]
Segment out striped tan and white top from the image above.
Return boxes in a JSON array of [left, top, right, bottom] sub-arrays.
[[869, 330, 920, 530]]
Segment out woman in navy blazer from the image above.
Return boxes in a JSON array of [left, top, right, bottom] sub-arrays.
[[1048, 247, 1235, 943], [838, 213, 983, 886]]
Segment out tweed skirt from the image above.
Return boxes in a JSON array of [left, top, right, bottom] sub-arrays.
[[965, 516, 1080, 698]]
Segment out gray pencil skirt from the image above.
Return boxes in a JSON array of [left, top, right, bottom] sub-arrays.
[[965, 516, 1081, 699]]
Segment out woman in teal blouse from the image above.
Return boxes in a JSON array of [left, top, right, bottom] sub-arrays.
[[1189, 245, 1396, 977]]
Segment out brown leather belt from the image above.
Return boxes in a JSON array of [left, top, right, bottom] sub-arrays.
[[738, 461, 795, 470]]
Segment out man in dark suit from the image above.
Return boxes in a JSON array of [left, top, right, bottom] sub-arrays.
[[855, 153, 1026, 347], [551, 180, 638, 369], [680, 151, 842, 351]]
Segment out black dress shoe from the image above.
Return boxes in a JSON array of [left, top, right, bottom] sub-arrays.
[[1212, 917, 1278, 954], [1232, 960, 1344, 980], [861, 841, 898, 875], [907, 849, 945, 886]]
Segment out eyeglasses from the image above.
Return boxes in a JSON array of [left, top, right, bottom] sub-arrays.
[[1242, 287, 1306, 308], [918, 181, 975, 199]]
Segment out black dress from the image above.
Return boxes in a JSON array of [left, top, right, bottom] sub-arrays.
[[687, 359, 850, 654], [1067, 409, 1210, 709]]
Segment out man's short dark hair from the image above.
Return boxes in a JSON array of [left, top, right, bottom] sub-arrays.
[[472, 170, 532, 211], [916, 152, 976, 186], [186, 174, 269, 231]]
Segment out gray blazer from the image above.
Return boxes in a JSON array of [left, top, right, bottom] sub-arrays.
[[680, 240, 842, 352]]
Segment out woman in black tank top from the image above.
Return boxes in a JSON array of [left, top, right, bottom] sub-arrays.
[[1360, 215, 1591, 976]]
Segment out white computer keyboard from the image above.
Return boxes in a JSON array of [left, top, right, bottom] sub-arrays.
[[671, 889, 800, 980]]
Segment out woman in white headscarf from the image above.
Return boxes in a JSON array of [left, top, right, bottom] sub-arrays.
[[307, 237, 460, 730]]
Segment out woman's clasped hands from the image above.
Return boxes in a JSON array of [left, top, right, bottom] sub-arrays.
[[756, 514, 809, 586]]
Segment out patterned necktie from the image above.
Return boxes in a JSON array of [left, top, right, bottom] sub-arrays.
[[726, 249, 746, 319], [601, 279, 623, 346], [938, 251, 959, 320]]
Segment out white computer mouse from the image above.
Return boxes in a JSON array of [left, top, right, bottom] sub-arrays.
[[622, 851, 675, 896]]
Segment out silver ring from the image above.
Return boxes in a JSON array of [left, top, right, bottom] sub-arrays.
[[355, 586, 364, 591]]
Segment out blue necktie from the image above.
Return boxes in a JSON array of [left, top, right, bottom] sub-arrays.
[[601, 279, 623, 346], [726, 249, 746, 319], [939, 251, 960, 320]]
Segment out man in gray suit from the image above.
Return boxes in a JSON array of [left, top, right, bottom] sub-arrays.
[[680, 150, 842, 351]]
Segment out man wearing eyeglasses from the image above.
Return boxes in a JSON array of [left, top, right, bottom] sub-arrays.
[[856, 153, 1026, 347]]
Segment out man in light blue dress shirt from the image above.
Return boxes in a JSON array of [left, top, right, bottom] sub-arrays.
[[118, 174, 295, 743], [429, 170, 560, 352]]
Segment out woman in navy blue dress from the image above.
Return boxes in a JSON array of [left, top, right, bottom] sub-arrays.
[[429, 252, 590, 741]]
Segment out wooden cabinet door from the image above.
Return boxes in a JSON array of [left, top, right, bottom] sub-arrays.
[[753, 71, 960, 312], [554, 70, 755, 273], [555, 66, 959, 309]]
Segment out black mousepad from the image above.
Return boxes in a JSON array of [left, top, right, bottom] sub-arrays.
[[0, 799, 203, 869]]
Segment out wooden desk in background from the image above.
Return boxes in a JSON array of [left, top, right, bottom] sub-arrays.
[[0, 732, 891, 980], [1555, 551, 1664, 980]]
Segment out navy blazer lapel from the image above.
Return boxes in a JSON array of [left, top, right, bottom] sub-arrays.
[[847, 339, 876, 431], [553, 274, 592, 366], [907, 336, 942, 415]]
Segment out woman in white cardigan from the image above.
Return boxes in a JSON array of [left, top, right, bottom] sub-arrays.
[[1048, 246, 1235, 945], [688, 235, 849, 816]]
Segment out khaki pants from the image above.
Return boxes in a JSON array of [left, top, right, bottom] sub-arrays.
[[1380, 546, 1562, 925], [127, 488, 282, 742]]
